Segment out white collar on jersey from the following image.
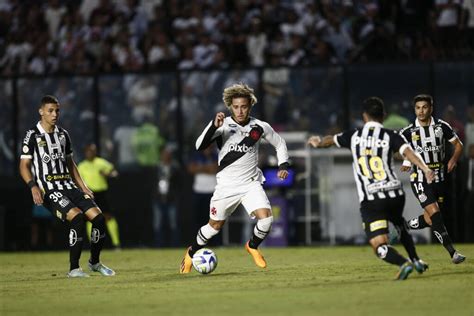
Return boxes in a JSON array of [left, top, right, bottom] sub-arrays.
[[364, 121, 384, 128], [415, 117, 434, 127], [36, 121, 59, 134]]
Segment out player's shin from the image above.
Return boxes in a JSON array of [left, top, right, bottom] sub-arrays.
[[376, 244, 407, 266], [248, 216, 273, 249], [90, 213, 106, 264], [190, 224, 220, 257], [69, 213, 85, 271], [430, 212, 456, 257]]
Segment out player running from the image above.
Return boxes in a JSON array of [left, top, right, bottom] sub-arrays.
[[308, 97, 434, 280], [180, 83, 289, 273]]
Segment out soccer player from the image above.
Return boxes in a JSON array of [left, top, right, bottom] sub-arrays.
[[180, 83, 289, 273], [78, 144, 121, 250], [399, 94, 466, 264], [308, 97, 435, 280], [19, 95, 115, 278]]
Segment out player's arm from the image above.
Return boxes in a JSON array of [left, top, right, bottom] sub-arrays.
[[447, 138, 463, 173], [398, 127, 413, 172], [401, 146, 435, 183], [19, 158, 43, 205], [67, 156, 94, 198], [263, 123, 289, 180], [307, 135, 335, 148], [195, 112, 224, 151]]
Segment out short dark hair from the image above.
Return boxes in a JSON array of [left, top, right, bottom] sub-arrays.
[[413, 94, 433, 107], [362, 96, 385, 120], [40, 95, 59, 108]]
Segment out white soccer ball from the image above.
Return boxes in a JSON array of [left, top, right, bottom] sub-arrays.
[[192, 248, 218, 274]]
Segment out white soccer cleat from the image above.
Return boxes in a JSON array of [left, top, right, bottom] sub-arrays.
[[67, 268, 90, 278], [88, 261, 116, 276]]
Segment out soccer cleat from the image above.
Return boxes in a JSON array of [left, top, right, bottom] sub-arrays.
[[413, 259, 429, 274], [67, 268, 90, 278], [180, 247, 193, 274], [245, 241, 267, 268], [452, 252, 466, 264], [395, 261, 414, 280], [88, 261, 116, 276]]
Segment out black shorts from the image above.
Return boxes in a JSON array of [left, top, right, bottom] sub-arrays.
[[360, 195, 405, 240], [43, 188, 97, 222], [410, 181, 446, 208]]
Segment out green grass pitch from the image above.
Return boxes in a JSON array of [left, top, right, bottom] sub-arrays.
[[1, 245, 473, 315]]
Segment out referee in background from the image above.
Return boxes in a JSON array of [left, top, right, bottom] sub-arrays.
[[19, 95, 115, 278]]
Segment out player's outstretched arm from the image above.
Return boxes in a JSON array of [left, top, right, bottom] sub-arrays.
[[447, 138, 463, 173], [402, 146, 435, 183], [307, 135, 335, 148], [19, 158, 43, 205]]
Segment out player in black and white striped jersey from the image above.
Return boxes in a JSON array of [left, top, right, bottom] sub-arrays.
[[399, 94, 465, 264], [308, 97, 435, 280], [19, 95, 115, 278]]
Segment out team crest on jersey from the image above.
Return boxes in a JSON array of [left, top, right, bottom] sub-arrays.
[[434, 126, 443, 137], [59, 134, 66, 146]]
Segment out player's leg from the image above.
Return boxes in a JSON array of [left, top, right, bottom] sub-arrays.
[[180, 193, 238, 274], [241, 183, 273, 268], [407, 182, 432, 230], [369, 235, 413, 280], [96, 192, 121, 249], [65, 209, 88, 277]]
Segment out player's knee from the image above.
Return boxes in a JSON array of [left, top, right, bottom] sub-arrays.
[[375, 244, 389, 259], [257, 216, 273, 231], [209, 220, 225, 231]]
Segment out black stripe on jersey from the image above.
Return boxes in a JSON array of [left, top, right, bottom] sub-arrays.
[[218, 124, 264, 172], [353, 129, 370, 199], [197, 122, 218, 151]]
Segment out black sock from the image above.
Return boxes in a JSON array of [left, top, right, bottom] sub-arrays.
[[430, 212, 456, 257], [248, 236, 264, 249], [407, 215, 430, 230], [69, 213, 85, 271], [376, 244, 407, 266], [189, 242, 203, 257], [397, 224, 419, 261], [90, 213, 106, 264]]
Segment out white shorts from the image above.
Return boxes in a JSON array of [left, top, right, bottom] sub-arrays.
[[209, 182, 271, 221]]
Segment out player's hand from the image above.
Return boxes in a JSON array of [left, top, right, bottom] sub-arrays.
[[423, 169, 435, 184], [31, 186, 43, 205], [214, 112, 225, 128], [447, 159, 457, 173], [307, 135, 321, 148], [277, 169, 288, 180], [400, 166, 411, 172]]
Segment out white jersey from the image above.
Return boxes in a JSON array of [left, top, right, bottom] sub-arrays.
[[195, 116, 288, 188]]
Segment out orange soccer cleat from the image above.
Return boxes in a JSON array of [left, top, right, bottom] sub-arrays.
[[245, 241, 267, 268], [180, 247, 193, 274]]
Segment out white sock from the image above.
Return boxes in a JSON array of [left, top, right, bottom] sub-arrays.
[[197, 224, 220, 246]]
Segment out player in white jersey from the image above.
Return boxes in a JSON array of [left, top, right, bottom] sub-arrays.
[[180, 83, 289, 273]]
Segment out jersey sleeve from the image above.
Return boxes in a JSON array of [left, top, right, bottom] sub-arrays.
[[20, 129, 36, 159], [389, 131, 409, 156], [195, 120, 224, 150], [334, 130, 353, 148], [64, 130, 73, 156], [440, 120, 459, 143], [262, 122, 289, 165]]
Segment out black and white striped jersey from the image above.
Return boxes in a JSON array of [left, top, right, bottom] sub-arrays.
[[334, 121, 408, 202], [20, 122, 77, 192], [399, 117, 458, 183], [195, 116, 288, 188]]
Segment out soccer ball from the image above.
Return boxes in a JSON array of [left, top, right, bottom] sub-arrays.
[[192, 248, 218, 274]]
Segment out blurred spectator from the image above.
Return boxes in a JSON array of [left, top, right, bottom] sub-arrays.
[[442, 104, 465, 143], [152, 144, 181, 247], [31, 205, 55, 250], [187, 145, 218, 236], [131, 116, 165, 167], [383, 103, 410, 131]]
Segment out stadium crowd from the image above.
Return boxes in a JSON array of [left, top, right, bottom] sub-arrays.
[[1, 0, 474, 76]]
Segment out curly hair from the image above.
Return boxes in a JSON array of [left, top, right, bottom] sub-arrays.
[[222, 83, 257, 108]]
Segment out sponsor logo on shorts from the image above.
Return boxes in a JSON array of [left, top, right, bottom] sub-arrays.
[[59, 198, 70, 208], [210, 207, 217, 216], [418, 193, 427, 203], [369, 220, 387, 232], [56, 210, 62, 220]]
